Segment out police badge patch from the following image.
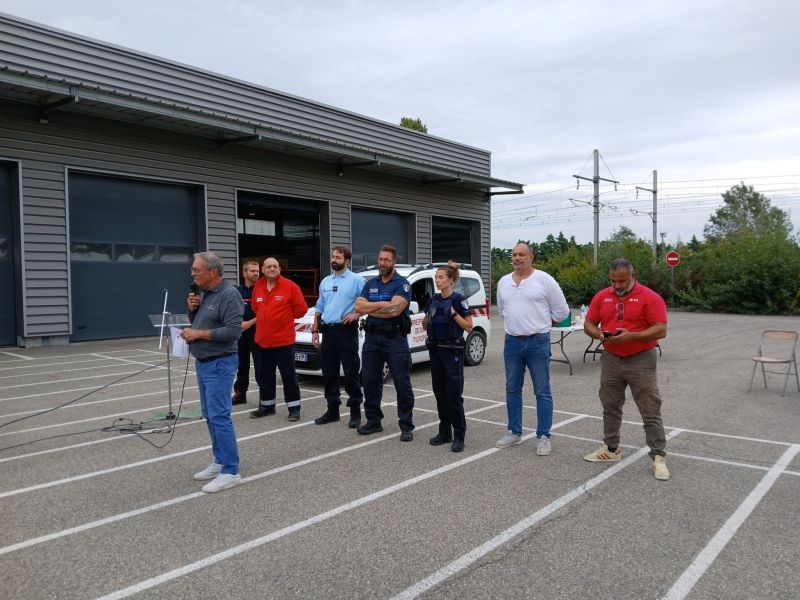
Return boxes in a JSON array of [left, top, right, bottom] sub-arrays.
[[461, 300, 469, 310], [403, 284, 410, 292]]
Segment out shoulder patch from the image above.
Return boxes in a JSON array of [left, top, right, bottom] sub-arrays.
[[461, 300, 469, 310], [403, 284, 410, 293]]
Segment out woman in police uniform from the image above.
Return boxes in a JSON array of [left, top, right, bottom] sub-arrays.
[[422, 261, 473, 452]]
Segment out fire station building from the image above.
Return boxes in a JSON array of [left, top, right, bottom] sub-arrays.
[[0, 13, 521, 346]]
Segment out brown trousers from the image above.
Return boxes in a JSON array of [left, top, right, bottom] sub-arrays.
[[599, 348, 666, 457]]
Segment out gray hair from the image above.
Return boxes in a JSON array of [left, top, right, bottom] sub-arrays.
[[608, 258, 634, 273], [194, 251, 224, 276]]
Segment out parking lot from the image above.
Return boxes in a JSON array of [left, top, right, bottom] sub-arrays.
[[1, 311, 799, 599]]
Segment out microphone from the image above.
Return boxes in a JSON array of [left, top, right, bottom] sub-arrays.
[[190, 283, 199, 295]]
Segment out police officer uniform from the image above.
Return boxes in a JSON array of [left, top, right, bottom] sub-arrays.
[[314, 268, 366, 427], [426, 291, 471, 446], [232, 281, 258, 404], [358, 272, 415, 436]]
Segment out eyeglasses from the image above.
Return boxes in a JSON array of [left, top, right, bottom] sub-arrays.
[[616, 302, 624, 321], [190, 267, 207, 274]]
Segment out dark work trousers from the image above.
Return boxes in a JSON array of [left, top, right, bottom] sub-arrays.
[[253, 343, 302, 414], [320, 327, 363, 409], [361, 331, 415, 432], [233, 326, 259, 396], [429, 344, 467, 440]]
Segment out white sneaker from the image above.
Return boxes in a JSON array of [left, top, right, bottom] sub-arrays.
[[202, 472, 243, 493], [193, 462, 222, 481], [536, 435, 552, 456], [495, 431, 522, 448]]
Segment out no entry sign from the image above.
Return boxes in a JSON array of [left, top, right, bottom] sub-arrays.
[[665, 251, 680, 267]]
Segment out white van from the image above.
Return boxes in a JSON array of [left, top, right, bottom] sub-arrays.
[[293, 263, 492, 379]]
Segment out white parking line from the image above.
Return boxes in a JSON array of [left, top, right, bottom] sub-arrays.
[[91, 415, 585, 600], [0, 400, 488, 557], [662, 443, 800, 600], [0, 351, 33, 360], [391, 428, 685, 600]]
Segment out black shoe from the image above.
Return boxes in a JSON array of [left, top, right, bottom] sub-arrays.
[[357, 421, 383, 435], [314, 410, 340, 425], [429, 433, 453, 446], [400, 430, 414, 442], [231, 394, 247, 406], [348, 408, 362, 429], [287, 412, 300, 422], [451, 438, 465, 453], [250, 406, 276, 418]]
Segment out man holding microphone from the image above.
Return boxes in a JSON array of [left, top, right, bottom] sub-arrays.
[[181, 252, 244, 493]]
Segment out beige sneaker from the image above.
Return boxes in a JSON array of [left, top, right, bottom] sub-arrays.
[[652, 455, 670, 480], [583, 445, 621, 462]]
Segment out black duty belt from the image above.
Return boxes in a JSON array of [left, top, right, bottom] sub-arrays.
[[196, 351, 237, 363], [365, 323, 401, 335], [320, 322, 357, 331]]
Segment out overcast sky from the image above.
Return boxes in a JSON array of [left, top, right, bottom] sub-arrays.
[[5, 0, 799, 249]]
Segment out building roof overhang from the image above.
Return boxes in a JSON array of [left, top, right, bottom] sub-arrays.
[[0, 68, 523, 197]]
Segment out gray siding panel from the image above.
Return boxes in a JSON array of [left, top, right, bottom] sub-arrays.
[[0, 15, 491, 175], [1, 99, 491, 341]]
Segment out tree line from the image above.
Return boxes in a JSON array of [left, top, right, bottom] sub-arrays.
[[491, 184, 800, 315]]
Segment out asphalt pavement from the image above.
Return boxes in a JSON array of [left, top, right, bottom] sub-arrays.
[[1, 311, 799, 599]]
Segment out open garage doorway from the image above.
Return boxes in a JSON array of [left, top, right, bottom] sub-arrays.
[[236, 192, 326, 306]]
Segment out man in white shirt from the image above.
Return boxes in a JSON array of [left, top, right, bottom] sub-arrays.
[[495, 243, 569, 455]]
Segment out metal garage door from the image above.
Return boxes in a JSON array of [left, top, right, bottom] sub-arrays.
[[432, 216, 476, 265], [0, 162, 17, 346], [69, 173, 201, 341]]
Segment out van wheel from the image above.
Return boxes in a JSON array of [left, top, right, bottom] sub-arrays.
[[465, 331, 486, 366]]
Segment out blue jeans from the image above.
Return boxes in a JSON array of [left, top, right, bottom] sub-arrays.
[[503, 333, 553, 437], [196, 354, 240, 474]]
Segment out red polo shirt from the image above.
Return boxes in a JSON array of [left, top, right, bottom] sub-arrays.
[[252, 275, 308, 348], [586, 281, 667, 357]]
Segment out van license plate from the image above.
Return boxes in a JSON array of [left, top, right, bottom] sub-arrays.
[[295, 352, 308, 362]]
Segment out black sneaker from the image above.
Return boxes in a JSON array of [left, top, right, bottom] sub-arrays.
[[429, 433, 453, 446], [231, 393, 247, 406], [348, 408, 362, 429], [357, 421, 383, 435], [314, 409, 340, 425], [451, 438, 465, 453], [250, 406, 276, 418], [287, 412, 300, 422], [400, 430, 414, 442]]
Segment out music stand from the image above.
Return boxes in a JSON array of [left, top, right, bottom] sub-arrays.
[[148, 289, 201, 421]]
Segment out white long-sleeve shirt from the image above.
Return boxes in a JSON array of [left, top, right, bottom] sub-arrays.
[[497, 269, 569, 336]]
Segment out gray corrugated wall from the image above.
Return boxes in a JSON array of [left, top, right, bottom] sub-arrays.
[[0, 14, 491, 176], [0, 100, 490, 341]]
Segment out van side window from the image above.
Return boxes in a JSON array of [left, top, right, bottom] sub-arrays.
[[411, 278, 434, 311], [453, 277, 480, 299]]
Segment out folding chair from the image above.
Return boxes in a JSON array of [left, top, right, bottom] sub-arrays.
[[748, 330, 800, 396]]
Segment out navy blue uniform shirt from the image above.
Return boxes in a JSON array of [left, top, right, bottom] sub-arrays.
[[426, 292, 470, 341], [236, 283, 257, 321], [359, 271, 412, 326]]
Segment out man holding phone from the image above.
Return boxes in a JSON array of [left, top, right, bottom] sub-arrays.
[[583, 258, 670, 480]]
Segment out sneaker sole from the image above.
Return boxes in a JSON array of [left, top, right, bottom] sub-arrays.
[[202, 478, 243, 493], [193, 472, 221, 481], [495, 439, 522, 448], [584, 456, 621, 462]]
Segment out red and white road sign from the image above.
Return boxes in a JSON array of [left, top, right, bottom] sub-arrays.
[[665, 251, 680, 267]]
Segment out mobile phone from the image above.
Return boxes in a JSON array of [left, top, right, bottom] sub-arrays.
[[602, 331, 621, 338]]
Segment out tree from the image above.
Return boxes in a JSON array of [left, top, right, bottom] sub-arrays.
[[399, 117, 428, 133], [703, 183, 793, 241]]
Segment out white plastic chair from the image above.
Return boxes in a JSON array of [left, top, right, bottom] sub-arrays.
[[748, 330, 799, 396]]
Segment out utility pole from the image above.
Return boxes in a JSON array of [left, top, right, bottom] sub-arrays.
[[573, 149, 618, 265], [635, 170, 658, 260]]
